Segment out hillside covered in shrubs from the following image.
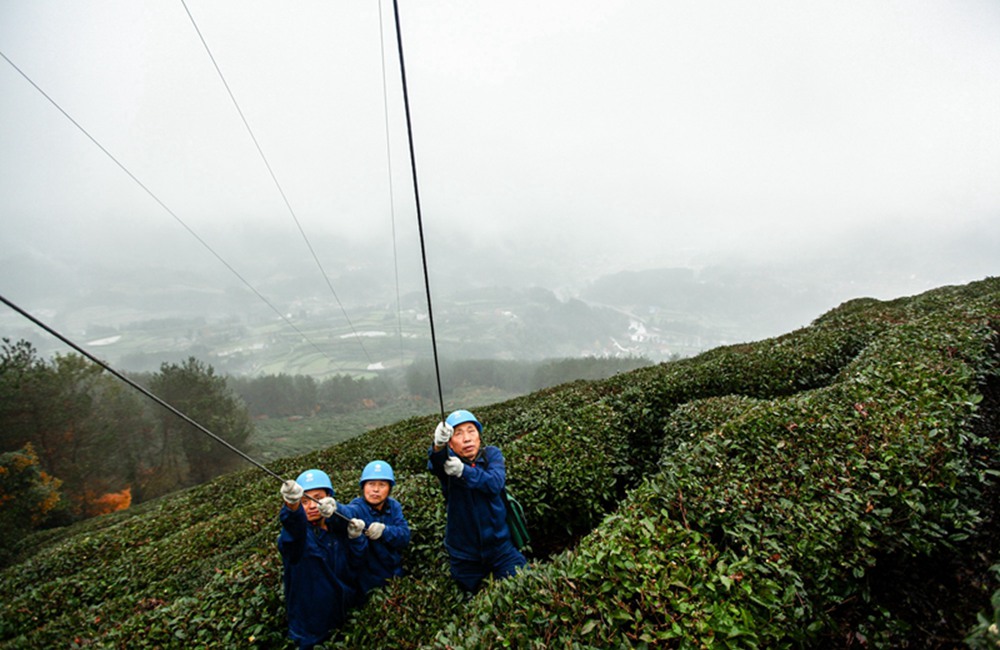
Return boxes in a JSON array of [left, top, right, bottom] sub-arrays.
[[1, 278, 998, 648]]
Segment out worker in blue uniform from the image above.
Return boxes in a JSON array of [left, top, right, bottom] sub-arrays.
[[278, 469, 367, 649], [427, 409, 527, 593], [339, 460, 411, 598]]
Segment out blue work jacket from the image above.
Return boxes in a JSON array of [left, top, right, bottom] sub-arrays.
[[277, 505, 366, 647], [427, 445, 511, 560], [339, 496, 411, 595]]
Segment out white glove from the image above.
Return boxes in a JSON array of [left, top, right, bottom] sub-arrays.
[[347, 518, 365, 539], [434, 421, 454, 447], [281, 480, 304, 505], [365, 522, 386, 540], [318, 496, 337, 518], [444, 455, 464, 477]]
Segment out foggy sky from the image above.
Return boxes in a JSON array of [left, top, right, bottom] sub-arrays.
[[2, 1, 999, 336]]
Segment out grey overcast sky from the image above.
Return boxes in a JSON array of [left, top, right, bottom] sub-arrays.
[[2, 1, 999, 323]]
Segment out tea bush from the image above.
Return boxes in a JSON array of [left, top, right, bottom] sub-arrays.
[[0, 278, 997, 648], [598, 314, 884, 479], [416, 281, 1000, 648]]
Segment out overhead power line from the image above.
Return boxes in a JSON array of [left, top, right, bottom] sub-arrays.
[[391, 0, 446, 423], [180, 0, 376, 367], [376, 1, 409, 371], [0, 49, 341, 370]]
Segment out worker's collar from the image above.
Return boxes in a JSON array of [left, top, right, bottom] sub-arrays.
[[458, 449, 485, 465]]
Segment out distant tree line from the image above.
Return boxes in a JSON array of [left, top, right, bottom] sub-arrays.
[[227, 373, 396, 418], [227, 356, 652, 416], [403, 356, 652, 399]]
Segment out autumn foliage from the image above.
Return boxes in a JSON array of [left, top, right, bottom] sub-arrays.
[[0, 341, 254, 539], [83, 486, 133, 517], [0, 443, 62, 564]]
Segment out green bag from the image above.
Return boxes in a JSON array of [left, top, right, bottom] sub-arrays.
[[503, 487, 531, 551]]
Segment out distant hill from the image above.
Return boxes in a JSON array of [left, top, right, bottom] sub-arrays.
[[580, 265, 850, 342], [2, 276, 997, 647], [2, 279, 644, 375], [3, 256, 853, 377]]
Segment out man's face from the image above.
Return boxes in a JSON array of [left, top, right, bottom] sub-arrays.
[[363, 479, 391, 509], [449, 422, 481, 461], [302, 488, 329, 524]]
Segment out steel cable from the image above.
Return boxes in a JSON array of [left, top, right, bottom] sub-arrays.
[[0, 292, 348, 519], [391, 0, 447, 425]]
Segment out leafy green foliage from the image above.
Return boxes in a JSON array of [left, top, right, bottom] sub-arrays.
[[0, 346, 263, 526], [0, 339, 151, 520], [148, 357, 254, 486], [0, 444, 62, 566], [965, 563, 1000, 648], [0, 278, 998, 648]]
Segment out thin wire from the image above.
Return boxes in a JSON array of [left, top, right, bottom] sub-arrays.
[[179, 0, 375, 367], [391, 0, 446, 424], [0, 292, 350, 519], [0, 296, 267, 477], [0, 49, 341, 370], [377, 0, 408, 371]]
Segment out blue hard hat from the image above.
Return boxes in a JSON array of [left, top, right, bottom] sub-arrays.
[[446, 409, 482, 433], [295, 469, 334, 496], [359, 460, 395, 487]]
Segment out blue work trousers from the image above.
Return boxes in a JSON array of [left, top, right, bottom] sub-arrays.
[[449, 540, 527, 593]]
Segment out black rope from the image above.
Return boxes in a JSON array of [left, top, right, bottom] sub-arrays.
[[391, 0, 446, 425], [0, 292, 349, 519]]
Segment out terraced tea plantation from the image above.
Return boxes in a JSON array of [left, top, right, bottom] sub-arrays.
[[2, 278, 998, 648]]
